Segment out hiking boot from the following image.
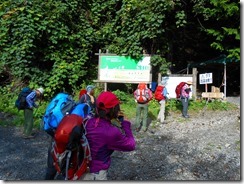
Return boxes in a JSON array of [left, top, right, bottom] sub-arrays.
[[162, 120, 169, 124], [22, 135, 34, 139], [22, 133, 36, 139], [182, 115, 190, 118], [142, 128, 147, 132]]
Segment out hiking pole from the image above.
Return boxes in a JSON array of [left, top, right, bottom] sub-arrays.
[[201, 98, 209, 116], [35, 97, 44, 130], [65, 150, 72, 180]]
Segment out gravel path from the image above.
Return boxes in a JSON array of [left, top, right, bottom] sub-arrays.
[[0, 98, 240, 181]]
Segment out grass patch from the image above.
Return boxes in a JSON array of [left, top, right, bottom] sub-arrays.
[[235, 140, 240, 151], [0, 88, 238, 128]]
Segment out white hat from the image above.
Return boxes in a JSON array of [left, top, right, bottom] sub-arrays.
[[37, 87, 44, 94], [186, 81, 193, 85]]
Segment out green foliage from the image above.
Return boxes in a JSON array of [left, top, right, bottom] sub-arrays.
[[192, 0, 240, 60], [103, 0, 178, 58], [175, 10, 187, 28], [150, 55, 171, 74], [148, 99, 161, 119], [0, 86, 17, 115], [0, 0, 96, 97], [235, 140, 240, 151], [112, 90, 131, 103], [205, 99, 236, 111], [165, 99, 181, 112], [0, 0, 240, 100]]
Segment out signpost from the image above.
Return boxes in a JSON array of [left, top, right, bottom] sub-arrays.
[[199, 73, 213, 92], [200, 72, 224, 99], [95, 53, 152, 91], [98, 55, 151, 83]]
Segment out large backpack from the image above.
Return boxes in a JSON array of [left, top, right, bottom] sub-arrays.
[[71, 103, 91, 118], [175, 82, 186, 99], [135, 88, 151, 103], [42, 93, 76, 136], [51, 114, 91, 180], [15, 87, 33, 110], [154, 85, 165, 101]]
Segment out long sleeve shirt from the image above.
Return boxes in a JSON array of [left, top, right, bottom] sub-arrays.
[[162, 87, 169, 99], [85, 117, 136, 173], [26, 91, 38, 108], [181, 84, 191, 98]]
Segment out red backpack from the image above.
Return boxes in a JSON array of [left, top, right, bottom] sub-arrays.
[[134, 83, 152, 103], [175, 82, 186, 98], [51, 114, 91, 180], [79, 89, 87, 100], [154, 85, 165, 101]]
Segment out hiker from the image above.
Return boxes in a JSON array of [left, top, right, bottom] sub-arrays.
[[78, 85, 96, 114], [45, 116, 90, 180], [44, 103, 91, 180], [23, 87, 44, 139], [156, 82, 170, 123], [81, 91, 136, 180], [181, 81, 192, 118], [133, 83, 153, 132]]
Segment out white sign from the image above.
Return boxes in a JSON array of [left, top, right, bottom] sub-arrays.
[[161, 76, 193, 99], [199, 73, 213, 84]]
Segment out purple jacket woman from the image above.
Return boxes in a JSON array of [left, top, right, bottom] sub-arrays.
[[82, 91, 136, 180]]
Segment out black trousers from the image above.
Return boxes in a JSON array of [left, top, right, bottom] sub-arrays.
[[45, 139, 57, 180]]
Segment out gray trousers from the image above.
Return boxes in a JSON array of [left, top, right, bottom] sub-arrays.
[[181, 98, 189, 117], [135, 103, 148, 131]]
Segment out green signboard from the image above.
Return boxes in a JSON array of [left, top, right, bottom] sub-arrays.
[[98, 55, 151, 83]]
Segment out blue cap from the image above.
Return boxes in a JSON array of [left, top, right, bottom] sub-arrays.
[[86, 85, 95, 93]]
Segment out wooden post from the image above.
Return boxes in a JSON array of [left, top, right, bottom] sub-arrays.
[[205, 84, 208, 92], [104, 82, 107, 91], [157, 72, 162, 84], [224, 63, 227, 99], [192, 68, 198, 100]]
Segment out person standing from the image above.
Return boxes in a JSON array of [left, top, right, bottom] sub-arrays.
[[181, 81, 192, 118], [79, 85, 96, 113], [82, 91, 136, 180], [156, 83, 170, 124], [133, 83, 153, 132], [23, 87, 44, 139]]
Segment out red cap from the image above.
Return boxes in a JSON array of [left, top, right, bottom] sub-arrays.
[[96, 91, 120, 109]]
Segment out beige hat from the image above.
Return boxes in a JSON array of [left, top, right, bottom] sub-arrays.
[[186, 81, 192, 85], [37, 87, 44, 94]]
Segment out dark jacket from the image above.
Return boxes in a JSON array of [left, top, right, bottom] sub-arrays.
[[79, 94, 96, 112]]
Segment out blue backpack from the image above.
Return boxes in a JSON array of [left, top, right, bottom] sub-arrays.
[[71, 103, 91, 118], [42, 93, 76, 135], [15, 87, 33, 110]]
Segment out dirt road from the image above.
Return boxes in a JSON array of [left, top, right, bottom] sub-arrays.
[[0, 97, 240, 181]]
